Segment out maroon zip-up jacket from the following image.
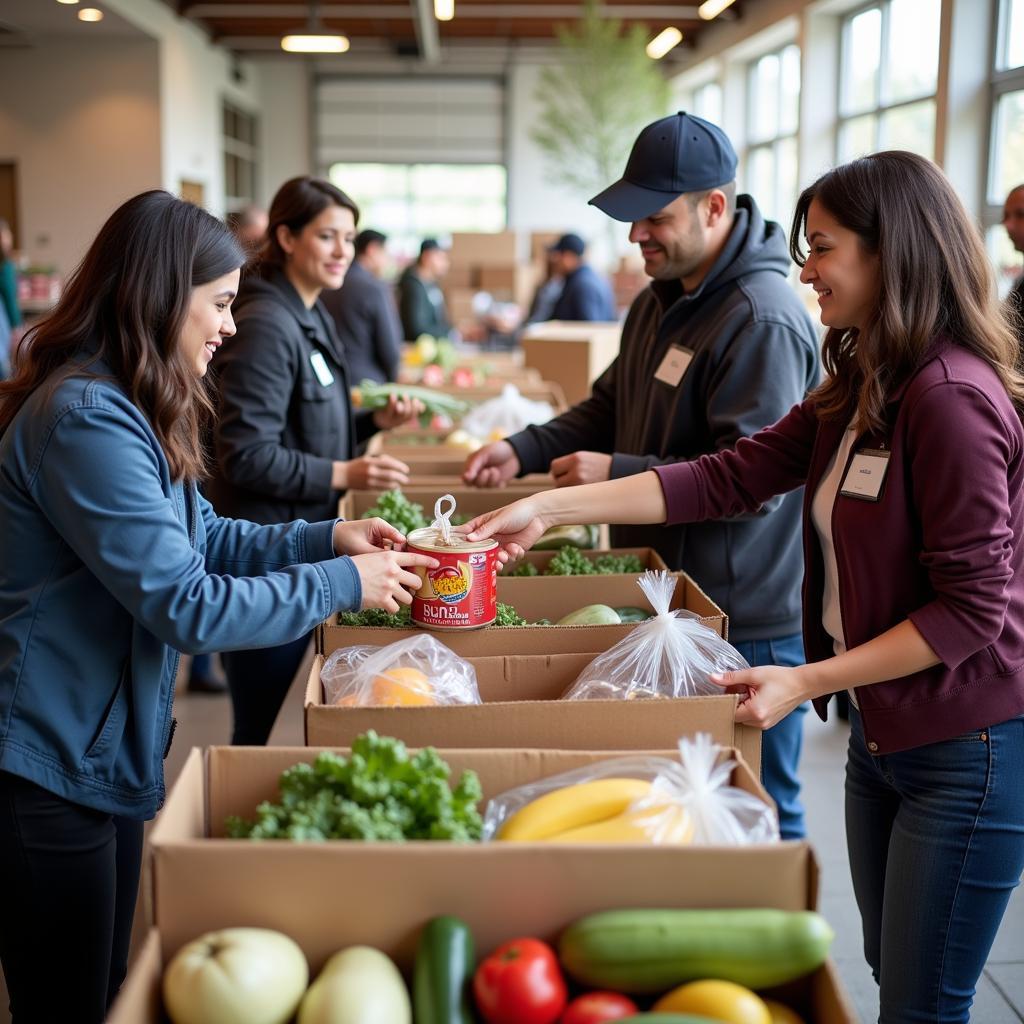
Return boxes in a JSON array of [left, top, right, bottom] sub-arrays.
[[654, 342, 1024, 754]]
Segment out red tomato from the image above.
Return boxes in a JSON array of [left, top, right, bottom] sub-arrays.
[[473, 937, 568, 1024], [561, 992, 640, 1024], [421, 363, 446, 387]]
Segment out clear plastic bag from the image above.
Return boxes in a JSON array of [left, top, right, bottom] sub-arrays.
[[320, 634, 481, 707], [460, 383, 555, 439], [482, 734, 778, 845], [562, 570, 750, 700]]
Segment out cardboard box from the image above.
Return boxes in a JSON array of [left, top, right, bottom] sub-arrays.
[[337, 483, 556, 523], [306, 651, 758, 767], [522, 321, 623, 406], [530, 230, 564, 263], [109, 746, 857, 1024], [450, 230, 518, 266], [501, 545, 669, 575]]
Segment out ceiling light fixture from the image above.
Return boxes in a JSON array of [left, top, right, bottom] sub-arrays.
[[280, 0, 349, 54], [435, 0, 455, 21], [698, 0, 738, 19], [646, 26, 683, 59], [78, 7, 104, 21], [57, 1, 80, 6]]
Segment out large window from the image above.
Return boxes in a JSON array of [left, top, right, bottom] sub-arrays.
[[744, 44, 800, 228], [837, 0, 941, 162], [223, 102, 259, 214], [693, 81, 723, 125], [327, 163, 507, 261], [987, 0, 1024, 296]]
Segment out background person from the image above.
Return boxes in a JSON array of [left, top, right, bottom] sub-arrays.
[[0, 190, 435, 1022], [398, 237, 452, 340], [227, 203, 269, 256], [206, 177, 423, 745], [463, 151, 1024, 1024], [464, 113, 820, 838], [546, 232, 616, 322], [1003, 184, 1024, 349], [321, 227, 403, 385]]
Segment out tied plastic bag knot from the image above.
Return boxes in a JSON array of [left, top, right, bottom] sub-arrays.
[[320, 634, 481, 708], [430, 493, 457, 547], [562, 570, 750, 701]]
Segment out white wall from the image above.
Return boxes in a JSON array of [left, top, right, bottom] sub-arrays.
[[0, 37, 161, 276], [104, 0, 264, 215], [254, 60, 313, 205]]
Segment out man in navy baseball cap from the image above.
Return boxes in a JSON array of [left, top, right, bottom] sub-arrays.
[[590, 111, 738, 222], [465, 112, 819, 844]]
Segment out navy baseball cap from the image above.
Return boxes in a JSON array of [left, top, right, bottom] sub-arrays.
[[549, 232, 586, 256], [589, 112, 738, 222]]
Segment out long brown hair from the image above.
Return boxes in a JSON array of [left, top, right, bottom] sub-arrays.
[[0, 191, 245, 480], [261, 176, 360, 267], [790, 151, 1024, 433]]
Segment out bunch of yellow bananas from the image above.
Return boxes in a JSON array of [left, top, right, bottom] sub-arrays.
[[497, 778, 693, 844]]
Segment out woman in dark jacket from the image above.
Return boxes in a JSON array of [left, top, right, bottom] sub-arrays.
[[463, 152, 1024, 1023], [207, 177, 422, 744]]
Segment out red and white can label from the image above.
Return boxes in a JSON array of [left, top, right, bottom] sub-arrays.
[[409, 542, 498, 630]]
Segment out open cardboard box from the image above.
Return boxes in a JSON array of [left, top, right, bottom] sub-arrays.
[[337, 483, 555, 522], [522, 320, 623, 406], [305, 649, 760, 768], [109, 746, 856, 1023], [499, 545, 669, 576], [317, 569, 726, 659]]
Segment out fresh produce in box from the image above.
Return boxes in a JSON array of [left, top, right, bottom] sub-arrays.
[[473, 937, 568, 1024], [561, 991, 640, 1023], [555, 604, 622, 626], [337, 601, 526, 629], [486, 736, 776, 846], [360, 489, 428, 535], [652, 980, 771, 1024], [414, 916, 475, 1024], [353, 379, 470, 428], [763, 1000, 807, 1024], [532, 524, 600, 550], [225, 731, 483, 842], [162, 927, 308, 1024], [558, 907, 834, 993], [320, 634, 480, 708], [298, 946, 410, 1024]]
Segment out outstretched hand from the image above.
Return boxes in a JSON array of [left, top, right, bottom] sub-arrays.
[[461, 497, 548, 560], [708, 664, 813, 730]]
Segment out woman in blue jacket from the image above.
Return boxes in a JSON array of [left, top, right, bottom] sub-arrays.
[[0, 190, 436, 1022]]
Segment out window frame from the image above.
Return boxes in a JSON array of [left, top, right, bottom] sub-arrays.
[[743, 42, 801, 228], [835, 0, 941, 162], [222, 100, 260, 215]]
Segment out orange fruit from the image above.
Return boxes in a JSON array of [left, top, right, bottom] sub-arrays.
[[369, 666, 435, 706]]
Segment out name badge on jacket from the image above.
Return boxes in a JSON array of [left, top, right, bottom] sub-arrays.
[[310, 351, 335, 387], [841, 448, 891, 501], [654, 345, 693, 387]]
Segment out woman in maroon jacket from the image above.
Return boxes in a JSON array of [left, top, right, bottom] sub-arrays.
[[464, 151, 1024, 1023]]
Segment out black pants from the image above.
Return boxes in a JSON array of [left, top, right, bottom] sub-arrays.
[[222, 632, 311, 745], [0, 771, 144, 1023]]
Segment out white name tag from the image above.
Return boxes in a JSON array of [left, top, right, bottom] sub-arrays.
[[654, 345, 693, 387], [310, 351, 335, 387], [841, 448, 891, 501]]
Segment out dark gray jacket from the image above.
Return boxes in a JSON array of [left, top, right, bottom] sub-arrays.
[[206, 265, 377, 525], [398, 266, 450, 340], [508, 196, 820, 641], [321, 260, 403, 385]]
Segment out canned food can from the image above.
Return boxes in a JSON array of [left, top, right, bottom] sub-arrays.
[[407, 527, 499, 630]]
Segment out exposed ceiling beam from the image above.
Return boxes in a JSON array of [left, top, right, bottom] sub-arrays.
[[186, 4, 700, 19], [411, 0, 440, 63]]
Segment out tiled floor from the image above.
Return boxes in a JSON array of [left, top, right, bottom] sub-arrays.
[[2, 648, 1020, 1023]]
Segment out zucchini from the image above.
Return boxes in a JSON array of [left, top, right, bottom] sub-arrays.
[[559, 908, 834, 994], [413, 916, 474, 1024], [615, 606, 652, 623]]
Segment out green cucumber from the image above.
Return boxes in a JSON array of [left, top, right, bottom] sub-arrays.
[[555, 604, 621, 626], [559, 908, 834, 994], [413, 916, 474, 1024], [615, 606, 652, 623]]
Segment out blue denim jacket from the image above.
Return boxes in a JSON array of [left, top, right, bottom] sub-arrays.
[[0, 368, 361, 818]]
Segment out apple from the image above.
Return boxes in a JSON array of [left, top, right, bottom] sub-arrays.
[[163, 927, 308, 1024]]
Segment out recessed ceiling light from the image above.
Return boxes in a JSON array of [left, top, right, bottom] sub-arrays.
[[435, 0, 455, 21], [57, 1, 80, 6], [78, 7, 104, 21], [646, 26, 683, 59], [698, 0, 737, 19], [281, 33, 350, 53]]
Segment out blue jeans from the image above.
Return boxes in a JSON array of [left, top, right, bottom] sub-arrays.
[[846, 708, 1024, 1022], [730, 633, 808, 840]]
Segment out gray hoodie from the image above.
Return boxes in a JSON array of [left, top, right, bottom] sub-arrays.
[[508, 196, 820, 641]]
